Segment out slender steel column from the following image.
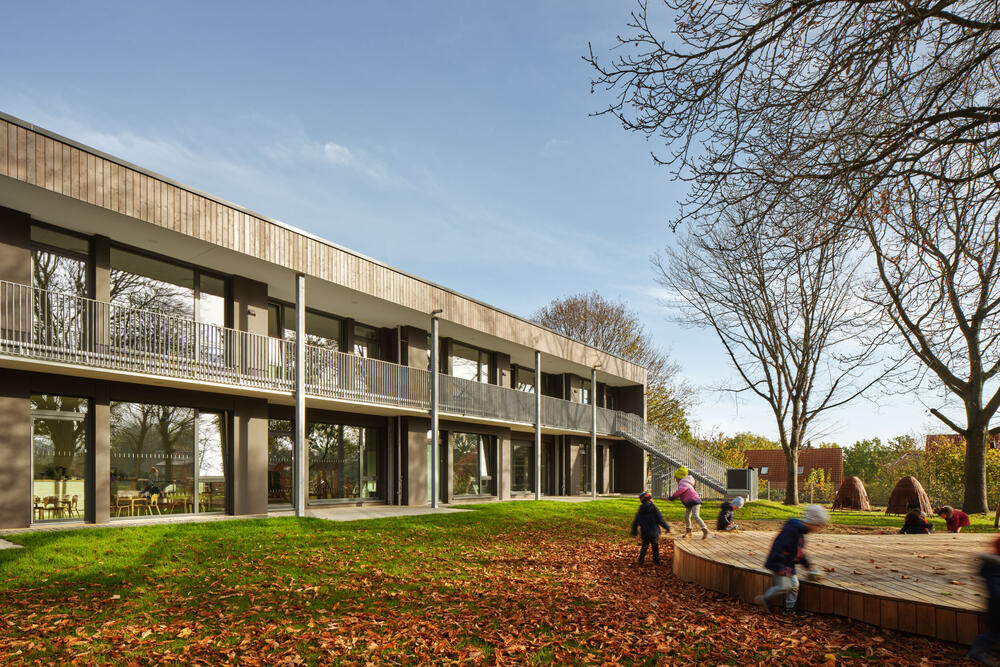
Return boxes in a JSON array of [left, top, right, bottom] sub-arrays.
[[294, 274, 307, 517], [430, 311, 441, 508], [534, 350, 542, 500], [591, 367, 598, 498]]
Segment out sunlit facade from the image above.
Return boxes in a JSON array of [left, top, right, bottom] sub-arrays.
[[0, 112, 651, 528]]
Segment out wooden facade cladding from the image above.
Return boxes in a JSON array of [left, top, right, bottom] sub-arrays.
[[0, 115, 646, 385]]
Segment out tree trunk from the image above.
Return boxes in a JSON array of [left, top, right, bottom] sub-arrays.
[[784, 447, 800, 506], [963, 421, 989, 514]]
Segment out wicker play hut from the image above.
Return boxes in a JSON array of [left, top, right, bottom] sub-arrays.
[[885, 476, 933, 515], [832, 475, 872, 511]]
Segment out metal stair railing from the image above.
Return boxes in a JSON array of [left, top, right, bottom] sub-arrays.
[[613, 412, 727, 494]]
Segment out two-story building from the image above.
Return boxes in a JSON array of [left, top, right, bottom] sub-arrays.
[[0, 112, 703, 529]]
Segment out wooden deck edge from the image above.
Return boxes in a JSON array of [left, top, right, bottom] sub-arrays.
[[672, 542, 986, 646]]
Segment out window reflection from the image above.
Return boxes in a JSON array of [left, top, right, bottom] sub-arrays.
[[31, 394, 89, 522], [511, 442, 534, 493], [453, 433, 495, 496], [353, 324, 379, 358], [267, 419, 294, 505], [453, 343, 490, 382], [515, 367, 536, 393], [308, 422, 380, 500]]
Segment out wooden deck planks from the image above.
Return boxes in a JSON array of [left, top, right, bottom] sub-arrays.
[[673, 531, 993, 646]]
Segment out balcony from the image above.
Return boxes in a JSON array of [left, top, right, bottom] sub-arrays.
[[0, 280, 614, 432], [0, 280, 728, 490]]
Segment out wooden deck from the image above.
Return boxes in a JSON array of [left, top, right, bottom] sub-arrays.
[[673, 531, 995, 645]]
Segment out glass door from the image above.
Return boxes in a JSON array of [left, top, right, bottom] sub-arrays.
[[31, 394, 89, 523], [196, 411, 229, 513]]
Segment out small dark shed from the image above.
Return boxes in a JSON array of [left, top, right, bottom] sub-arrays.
[[885, 476, 933, 515], [832, 475, 872, 511]]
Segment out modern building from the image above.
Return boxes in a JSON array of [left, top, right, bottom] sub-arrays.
[[0, 112, 725, 529], [743, 448, 844, 493]]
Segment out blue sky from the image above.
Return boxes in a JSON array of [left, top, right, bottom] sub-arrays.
[[0, 1, 939, 445]]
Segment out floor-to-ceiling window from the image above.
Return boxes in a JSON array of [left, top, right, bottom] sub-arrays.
[[452, 433, 496, 497], [110, 402, 227, 517], [31, 394, 89, 522], [452, 343, 490, 382], [267, 419, 294, 506], [308, 422, 380, 501], [30, 225, 90, 352], [511, 441, 534, 493]]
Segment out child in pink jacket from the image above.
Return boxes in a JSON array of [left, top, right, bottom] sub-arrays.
[[669, 466, 711, 539]]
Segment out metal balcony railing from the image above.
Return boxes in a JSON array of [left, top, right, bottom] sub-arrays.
[[0, 280, 294, 391], [0, 280, 730, 489]]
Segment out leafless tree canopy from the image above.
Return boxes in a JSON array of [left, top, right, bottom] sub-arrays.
[[658, 202, 884, 504], [531, 292, 695, 435], [587, 0, 1000, 223], [856, 139, 1000, 511]]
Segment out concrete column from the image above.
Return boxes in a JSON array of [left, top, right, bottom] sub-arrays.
[[0, 387, 30, 528], [0, 207, 31, 343], [591, 367, 597, 498], [430, 314, 440, 508], [534, 351, 542, 500], [498, 431, 511, 500], [233, 397, 268, 515], [294, 274, 307, 516], [403, 417, 430, 506], [90, 385, 110, 524]]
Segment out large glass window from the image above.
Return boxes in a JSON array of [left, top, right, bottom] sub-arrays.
[[268, 302, 343, 351], [515, 367, 536, 393], [267, 419, 294, 506], [578, 380, 592, 406], [31, 394, 89, 522], [31, 227, 90, 351], [109, 402, 231, 517], [579, 444, 591, 494], [110, 248, 195, 318], [196, 412, 228, 512], [452, 433, 496, 496], [353, 323, 379, 358], [308, 422, 381, 501], [511, 442, 534, 493], [453, 343, 490, 382]]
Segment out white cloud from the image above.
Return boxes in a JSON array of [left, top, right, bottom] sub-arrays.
[[322, 142, 354, 165], [541, 137, 571, 159]]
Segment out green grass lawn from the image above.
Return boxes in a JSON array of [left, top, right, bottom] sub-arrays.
[[0, 499, 982, 665]]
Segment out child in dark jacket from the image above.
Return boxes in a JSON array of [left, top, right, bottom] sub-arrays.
[[631, 491, 671, 565], [717, 496, 745, 531], [900, 508, 934, 534], [753, 505, 829, 613], [969, 536, 1000, 665], [935, 505, 971, 533]]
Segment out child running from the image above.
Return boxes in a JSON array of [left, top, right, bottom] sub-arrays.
[[753, 505, 829, 614], [717, 496, 744, 531], [669, 466, 711, 540], [630, 491, 670, 565], [935, 505, 971, 533], [969, 535, 1000, 665]]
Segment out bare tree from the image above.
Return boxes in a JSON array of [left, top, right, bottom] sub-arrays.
[[531, 292, 695, 436], [586, 1, 1000, 225], [856, 139, 1000, 513], [659, 202, 884, 504]]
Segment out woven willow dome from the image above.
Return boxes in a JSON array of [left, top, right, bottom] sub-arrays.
[[885, 476, 933, 515], [832, 475, 872, 511]]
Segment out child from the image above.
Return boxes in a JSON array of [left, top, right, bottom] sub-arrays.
[[753, 504, 829, 613], [631, 491, 670, 564], [968, 536, 1000, 665], [935, 505, 971, 533], [717, 496, 745, 531], [669, 466, 711, 539], [900, 507, 934, 534]]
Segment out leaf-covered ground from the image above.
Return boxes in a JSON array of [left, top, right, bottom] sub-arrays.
[[0, 500, 980, 665]]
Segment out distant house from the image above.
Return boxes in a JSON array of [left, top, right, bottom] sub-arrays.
[[743, 448, 844, 491], [925, 434, 1000, 452]]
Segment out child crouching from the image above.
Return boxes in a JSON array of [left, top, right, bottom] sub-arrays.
[[717, 496, 745, 531], [631, 491, 670, 564], [754, 505, 830, 613]]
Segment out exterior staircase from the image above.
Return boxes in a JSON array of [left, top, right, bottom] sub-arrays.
[[613, 413, 728, 497]]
